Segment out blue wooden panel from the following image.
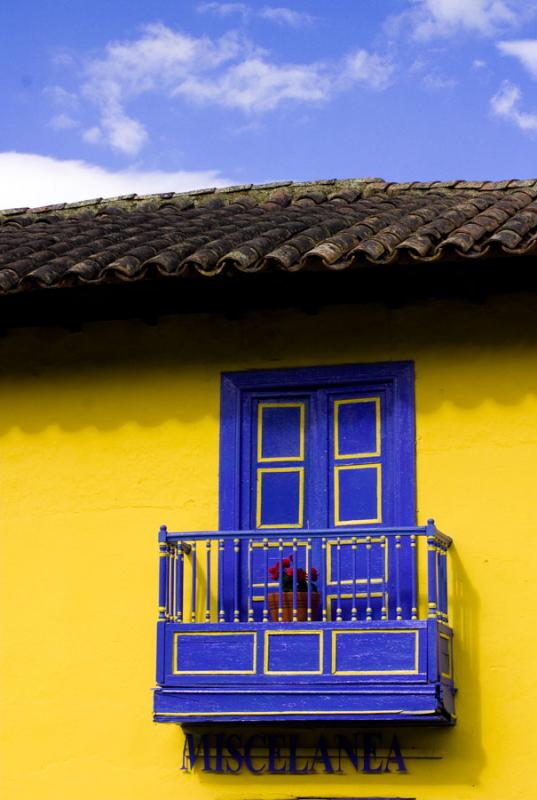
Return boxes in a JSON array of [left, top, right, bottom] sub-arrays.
[[332, 630, 419, 675], [439, 631, 453, 681], [257, 468, 303, 528], [174, 632, 256, 674], [258, 403, 304, 461], [336, 465, 381, 524], [265, 631, 322, 674], [335, 398, 379, 458]]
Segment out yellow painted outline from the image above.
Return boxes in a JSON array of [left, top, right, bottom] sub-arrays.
[[439, 632, 453, 680], [326, 536, 388, 585], [334, 397, 381, 459], [256, 467, 304, 529], [251, 540, 308, 550], [264, 630, 323, 675], [156, 709, 436, 717], [258, 402, 305, 463], [331, 629, 420, 675], [325, 592, 386, 620], [334, 464, 382, 526], [173, 631, 257, 675]]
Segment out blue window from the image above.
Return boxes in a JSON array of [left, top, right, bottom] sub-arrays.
[[219, 362, 416, 531]]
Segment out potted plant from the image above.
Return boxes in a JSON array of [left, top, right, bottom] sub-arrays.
[[267, 555, 320, 622]]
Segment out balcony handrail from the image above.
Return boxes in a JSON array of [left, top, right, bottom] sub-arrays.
[[162, 520, 452, 549]]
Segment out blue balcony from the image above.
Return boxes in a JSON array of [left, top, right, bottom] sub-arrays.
[[153, 521, 455, 725]]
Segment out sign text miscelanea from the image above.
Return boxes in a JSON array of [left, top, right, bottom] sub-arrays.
[[181, 732, 406, 774]]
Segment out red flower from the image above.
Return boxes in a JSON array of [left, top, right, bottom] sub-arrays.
[[267, 553, 318, 594]]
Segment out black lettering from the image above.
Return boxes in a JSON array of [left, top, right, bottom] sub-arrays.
[[289, 734, 309, 774], [336, 734, 358, 772], [385, 735, 407, 773], [181, 733, 212, 771], [244, 735, 266, 774], [363, 734, 383, 773], [225, 735, 243, 773], [310, 735, 334, 774], [267, 735, 287, 773], [215, 733, 225, 773]]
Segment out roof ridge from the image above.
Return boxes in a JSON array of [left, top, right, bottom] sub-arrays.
[[2, 176, 537, 220], [0, 177, 386, 218]]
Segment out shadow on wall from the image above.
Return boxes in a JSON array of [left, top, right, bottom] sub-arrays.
[[1, 291, 537, 435], [175, 546, 485, 788]]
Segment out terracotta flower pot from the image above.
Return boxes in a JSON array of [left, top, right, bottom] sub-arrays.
[[268, 591, 320, 622]]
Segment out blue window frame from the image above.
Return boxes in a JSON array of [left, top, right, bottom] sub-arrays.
[[219, 362, 416, 531]]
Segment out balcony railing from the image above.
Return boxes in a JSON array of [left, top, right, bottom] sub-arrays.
[[158, 520, 451, 625], [154, 520, 455, 725]]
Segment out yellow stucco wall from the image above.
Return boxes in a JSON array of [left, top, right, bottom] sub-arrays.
[[1, 292, 537, 800]]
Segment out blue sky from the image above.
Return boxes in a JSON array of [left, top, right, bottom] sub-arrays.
[[2, 0, 537, 207]]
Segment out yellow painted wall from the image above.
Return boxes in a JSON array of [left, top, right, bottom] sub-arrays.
[[1, 292, 537, 800]]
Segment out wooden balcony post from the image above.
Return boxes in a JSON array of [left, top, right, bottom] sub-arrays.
[[395, 534, 402, 621], [410, 534, 418, 620], [158, 525, 168, 621], [381, 535, 388, 620], [190, 541, 197, 623], [351, 536, 358, 621], [336, 537, 342, 622], [248, 539, 254, 622], [233, 538, 240, 623], [218, 538, 225, 622], [175, 542, 184, 623], [292, 538, 298, 622], [321, 536, 328, 621], [278, 538, 284, 622], [205, 540, 211, 622], [427, 519, 438, 619], [263, 538, 269, 622], [366, 536, 373, 621], [307, 538, 312, 622]]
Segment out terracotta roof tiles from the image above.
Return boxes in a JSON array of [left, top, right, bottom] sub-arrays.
[[1, 177, 537, 295]]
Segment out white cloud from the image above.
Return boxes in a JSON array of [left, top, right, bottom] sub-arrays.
[[418, 0, 516, 36], [82, 126, 103, 145], [198, 3, 315, 26], [175, 48, 393, 111], [422, 73, 457, 90], [491, 80, 537, 132], [48, 113, 78, 131], [175, 58, 328, 112], [260, 7, 315, 27], [342, 50, 394, 91], [47, 23, 392, 155], [51, 51, 77, 68], [197, 2, 248, 17], [498, 39, 537, 78], [473, 59, 487, 69], [77, 23, 252, 155], [0, 152, 230, 209], [388, 0, 523, 40], [44, 85, 80, 110], [88, 111, 148, 157]]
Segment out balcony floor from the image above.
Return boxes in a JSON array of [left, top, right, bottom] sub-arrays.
[[154, 619, 455, 725]]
